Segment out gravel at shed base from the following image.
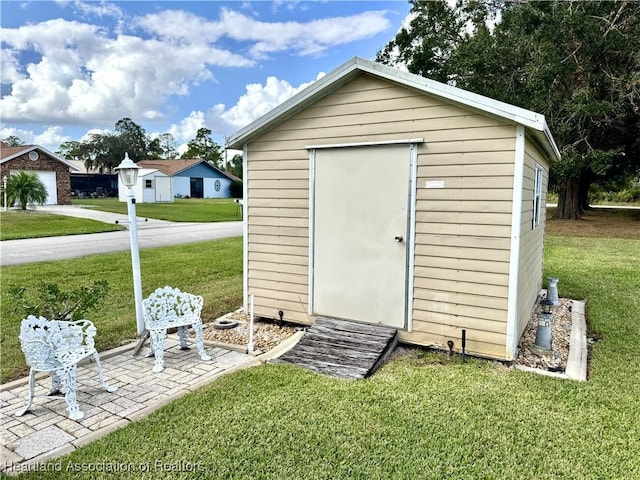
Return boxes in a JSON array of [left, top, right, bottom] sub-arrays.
[[201, 301, 573, 373], [515, 297, 573, 372], [201, 309, 298, 352]]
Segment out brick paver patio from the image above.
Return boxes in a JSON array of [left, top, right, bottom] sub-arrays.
[[0, 334, 305, 475]]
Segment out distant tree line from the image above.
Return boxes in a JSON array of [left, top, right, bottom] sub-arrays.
[[52, 118, 228, 173]]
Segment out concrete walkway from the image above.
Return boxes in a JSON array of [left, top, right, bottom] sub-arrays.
[[0, 334, 303, 475], [34, 205, 173, 227]]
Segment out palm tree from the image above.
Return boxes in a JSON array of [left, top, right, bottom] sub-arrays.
[[6, 172, 48, 210]]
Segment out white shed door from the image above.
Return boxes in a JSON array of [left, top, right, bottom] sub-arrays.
[[313, 144, 410, 328], [11, 170, 57, 205], [155, 176, 172, 202]]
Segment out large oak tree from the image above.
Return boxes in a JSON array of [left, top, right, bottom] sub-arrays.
[[378, 0, 640, 218]]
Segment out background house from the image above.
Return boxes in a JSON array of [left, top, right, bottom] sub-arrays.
[[227, 57, 561, 362], [117, 168, 170, 203], [67, 159, 117, 198], [129, 159, 236, 202], [0, 142, 79, 205]]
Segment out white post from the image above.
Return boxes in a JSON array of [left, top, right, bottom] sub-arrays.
[[248, 294, 255, 353], [2, 176, 7, 212], [126, 188, 145, 336]]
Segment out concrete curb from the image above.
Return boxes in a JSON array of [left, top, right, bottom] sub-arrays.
[[565, 301, 588, 381], [255, 331, 305, 363]]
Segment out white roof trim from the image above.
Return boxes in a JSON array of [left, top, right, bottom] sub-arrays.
[[227, 57, 561, 161], [1, 145, 80, 171], [305, 138, 424, 150]]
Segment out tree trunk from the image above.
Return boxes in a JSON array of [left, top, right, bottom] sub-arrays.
[[579, 179, 592, 211], [555, 177, 584, 219]]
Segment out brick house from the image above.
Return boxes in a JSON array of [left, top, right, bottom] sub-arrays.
[[0, 142, 79, 205]]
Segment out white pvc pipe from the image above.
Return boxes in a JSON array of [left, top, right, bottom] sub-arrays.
[[127, 189, 145, 336], [248, 294, 255, 353]]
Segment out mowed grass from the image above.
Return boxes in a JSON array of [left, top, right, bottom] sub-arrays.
[[0, 237, 243, 383], [73, 198, 242, 222], [0, 211, 123, 240], [5, 234, 640, 478]]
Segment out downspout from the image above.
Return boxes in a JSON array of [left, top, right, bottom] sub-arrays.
[[242, 144, 249, 313], [506, 125, 526, 360]]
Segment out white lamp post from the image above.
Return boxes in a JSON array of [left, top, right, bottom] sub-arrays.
[[2, 176, 7, 212], [114, 153, 144, 336]]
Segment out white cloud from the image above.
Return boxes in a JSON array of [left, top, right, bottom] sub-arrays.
[[219, 73, 324, 129], [137, 8, 391, 58], [0, 49, 24, 84], [0, 125, 70, 151], [0, 17, 252, 125], [218, 9, 391, 57], [60, 0, 124, 20], [1, 5, 394, 148], [166, 111, 207, 154], [166, 71, 324, 150]]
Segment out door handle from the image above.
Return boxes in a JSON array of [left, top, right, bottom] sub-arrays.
[[394, 235, 403, 242]]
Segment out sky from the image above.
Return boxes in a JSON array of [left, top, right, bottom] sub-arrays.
[[0, 0, 412, 156]]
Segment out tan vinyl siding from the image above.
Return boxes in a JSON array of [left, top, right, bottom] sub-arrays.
[[245, 72, 532, 360], [412, 111, 516, 359], [515, 138, 549, 338]]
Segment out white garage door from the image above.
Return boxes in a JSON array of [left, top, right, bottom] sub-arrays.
[[10, 170, 57, 205]]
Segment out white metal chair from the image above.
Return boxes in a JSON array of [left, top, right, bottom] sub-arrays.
[[16, 315, 117, 421], [142, 286, 212, 373]]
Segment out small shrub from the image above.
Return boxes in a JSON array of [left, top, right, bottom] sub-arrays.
[[8, 280, 109, 321], [617, 186, 640, 202], [5, 171, 48, 210]]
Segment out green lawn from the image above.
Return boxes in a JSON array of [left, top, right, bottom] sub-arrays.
[[0, 237, 243, 383], [73, 198, 242, 222], [3, 234, 639, 479], [0, 211, 123, 241]]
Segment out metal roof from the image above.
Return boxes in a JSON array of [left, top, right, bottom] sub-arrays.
[[137, 159, 238, 181], [226, 57, 561, 161]]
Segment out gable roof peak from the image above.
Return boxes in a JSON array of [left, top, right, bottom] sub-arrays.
[[227, 56, 560, 161]]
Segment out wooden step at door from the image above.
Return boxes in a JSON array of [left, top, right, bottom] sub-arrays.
[[272, 317, 398, 380]]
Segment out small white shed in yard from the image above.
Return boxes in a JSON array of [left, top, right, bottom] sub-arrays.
[[118, 168, 170, 203], [137, 159, 236, 200], [227, 57, 561, 361]]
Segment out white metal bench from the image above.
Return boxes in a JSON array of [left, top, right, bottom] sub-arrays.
[[142, 286, 212, 373], [16, 315, 117, 421]]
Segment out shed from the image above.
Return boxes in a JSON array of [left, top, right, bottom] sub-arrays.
[[136, 159, 236, 201], [117, 168, 170, 203], [227, 57, 560, 361], [0, 142, 79, 205]]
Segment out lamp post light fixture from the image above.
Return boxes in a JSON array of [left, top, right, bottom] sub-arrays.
[[534, 298, 555, 352], [541, 298, 554, 315], [114, 153, 145, 336], [547, 277, 560, 306]]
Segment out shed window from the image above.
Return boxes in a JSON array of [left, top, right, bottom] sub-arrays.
[[533, 164, 543, 228], [145, 179, 153, 189]]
